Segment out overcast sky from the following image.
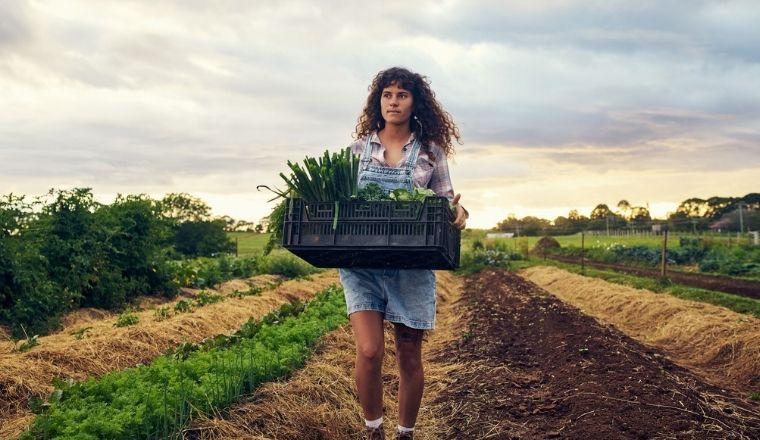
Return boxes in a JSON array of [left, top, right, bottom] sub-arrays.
[[2, 0, 759, 228]]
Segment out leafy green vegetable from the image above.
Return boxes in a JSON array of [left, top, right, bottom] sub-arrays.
[[388, 188, 437, 202], [356, 183, 389, 201], [262, 147, 360, 204]]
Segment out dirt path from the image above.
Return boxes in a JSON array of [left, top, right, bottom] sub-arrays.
[[520, 266, 760, 392], [0, 272, 339, 440], [430, 269, 759, 439]]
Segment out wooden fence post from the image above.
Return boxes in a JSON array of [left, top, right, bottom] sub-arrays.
[[581, 232, 585, 273], [660, 228, 668, 277]]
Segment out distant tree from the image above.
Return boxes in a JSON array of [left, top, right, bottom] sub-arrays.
[[617, 200, 631, 220], [520, 216, 551, 236], [496, 214, 520, 233], [553, 215, 571, 233], [254, 223, 264, 233], [742, 193, 760, 210], [590, 204, 612, 220], [629, 206, 651, 226], [704, 196, 736, 220], [160, 193, 212, 224], [218, 215, 236, 231], [173, 219, 235, 257], [674, 198, 709, 218]]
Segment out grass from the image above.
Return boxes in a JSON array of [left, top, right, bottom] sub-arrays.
[[516, 258, 760, 319], [227, 232, 271, 257]]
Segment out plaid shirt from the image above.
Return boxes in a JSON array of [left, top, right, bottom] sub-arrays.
[[348, 132, 456, 202]]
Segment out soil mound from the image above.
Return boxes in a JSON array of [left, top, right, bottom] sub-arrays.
[[430, 268, 759, 439], [533, 235, 561, 253], [521, 265, 760, 391]]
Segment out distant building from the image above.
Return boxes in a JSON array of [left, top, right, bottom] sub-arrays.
[[486, 232, 514, 239]]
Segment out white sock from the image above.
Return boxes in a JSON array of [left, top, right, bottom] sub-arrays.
[[365, 416, 383, 429], [397, 425, 414, 433]]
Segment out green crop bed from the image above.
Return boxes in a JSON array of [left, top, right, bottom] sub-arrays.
[[22, 285, 347, 440]]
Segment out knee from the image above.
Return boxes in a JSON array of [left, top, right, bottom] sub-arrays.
[[357, 342, 384, 366], [395, 344, 422, 372]]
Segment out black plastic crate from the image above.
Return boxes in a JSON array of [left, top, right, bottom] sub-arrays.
[[282, 197, 460, 269]]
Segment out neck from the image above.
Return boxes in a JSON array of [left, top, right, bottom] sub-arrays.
[[379, 123, 411, 143]]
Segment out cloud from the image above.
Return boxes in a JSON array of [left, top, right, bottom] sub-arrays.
[[0, 0, 758, 228]]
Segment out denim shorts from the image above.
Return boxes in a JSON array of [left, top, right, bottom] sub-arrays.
[[338, 268, 436, 330]]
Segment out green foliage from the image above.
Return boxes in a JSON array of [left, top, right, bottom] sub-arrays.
[[22, 285, 347, 440], [750, 392, 760, 401], [153, 307, 171, 322], [193, 291, 225, 307], [356, 182, 388, 201], [256, 250, 320, 278], [173, 300, 192, 314], [0, 188, 267, 337], [114, 311, 139, 328], [173, 219, 235, 257], [263, 199, 288, 255], [159, 193, 212, 224], [167, 256, 259, 289], [457, 239, 523, 275], [70, 327, 92, 340], [554, 238, 760, 279], [15, 334, 39, 352], [276, 147, 360, 203]]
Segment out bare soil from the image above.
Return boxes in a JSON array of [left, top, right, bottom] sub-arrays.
[[431, 268, 760, 439]]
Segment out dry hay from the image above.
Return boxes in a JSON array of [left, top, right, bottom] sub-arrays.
[[182, 271, 466, 440], [0, 271, 339, 440], [520, 265, 760, 391]]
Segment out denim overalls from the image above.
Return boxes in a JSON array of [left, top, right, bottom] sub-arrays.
[[338, 134, 437, 330]]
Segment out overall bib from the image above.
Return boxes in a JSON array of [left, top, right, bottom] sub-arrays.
[[338, 135, 437, 330]]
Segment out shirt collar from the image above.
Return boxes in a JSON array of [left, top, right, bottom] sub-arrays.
[[370, 131, 417, 147]]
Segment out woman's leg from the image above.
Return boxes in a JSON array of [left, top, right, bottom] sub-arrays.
[[394, 323, 424, 428], [350, 310, 386, 420]]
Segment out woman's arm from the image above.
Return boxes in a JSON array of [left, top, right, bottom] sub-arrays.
[[427, 144, 468, 230]]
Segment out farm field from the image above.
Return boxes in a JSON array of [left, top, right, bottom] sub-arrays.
[[177, 268, 759, 439], [0, 271, 340, 439], [6, 266, 760, 439], [227, 232, 271, 257]]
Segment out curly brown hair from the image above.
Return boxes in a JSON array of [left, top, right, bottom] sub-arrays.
[[354, 67, 461, 158]]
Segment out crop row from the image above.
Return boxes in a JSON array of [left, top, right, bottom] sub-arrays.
[[21, 284, 347, 440], [552, 238, 760, 278]]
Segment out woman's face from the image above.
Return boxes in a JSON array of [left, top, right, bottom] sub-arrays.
[[380, 82, 414, 127]]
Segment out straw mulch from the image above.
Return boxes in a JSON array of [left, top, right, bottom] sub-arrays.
[[182, 271, 465, 440], [0, 271, 339, 440], [520, 265, 760, 391]]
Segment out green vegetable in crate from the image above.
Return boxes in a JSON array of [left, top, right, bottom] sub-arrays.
[[258, 147, 361, 231], [356, 182, 389, 201], [280, 147, 360, 203], [388, 187, 436, 202]]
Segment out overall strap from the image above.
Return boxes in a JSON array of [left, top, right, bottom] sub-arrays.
[[402, 137, 422, 176]]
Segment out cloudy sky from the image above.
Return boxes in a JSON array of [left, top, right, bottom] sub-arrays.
[[2, 0, 759, 228]]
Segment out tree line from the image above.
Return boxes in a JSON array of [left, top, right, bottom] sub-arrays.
[[495, 193, 760, 236], [0, 188, 240, 337]]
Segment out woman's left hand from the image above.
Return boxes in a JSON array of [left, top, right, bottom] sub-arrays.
[[452, 193, 468, 230]]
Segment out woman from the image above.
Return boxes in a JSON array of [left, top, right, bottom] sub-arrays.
[[340, 67, 467, 440]]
